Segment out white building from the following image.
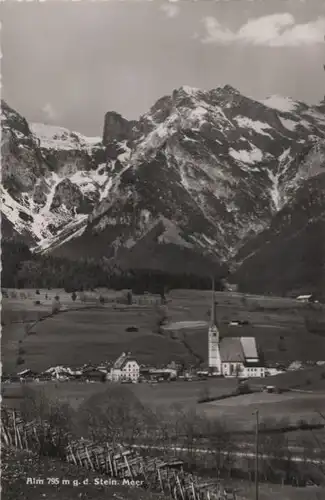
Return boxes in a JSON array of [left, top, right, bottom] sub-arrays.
[[110, 352, 140, 382], [296, 294, 313, 302], [208, 281, 265, 378]]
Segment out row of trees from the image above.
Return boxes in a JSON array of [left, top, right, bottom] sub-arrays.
[[17, 385, 324, 487], [2, 240, 224, 293]]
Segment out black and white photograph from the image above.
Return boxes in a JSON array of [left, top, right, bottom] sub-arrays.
[[1, 0, 325, 498]]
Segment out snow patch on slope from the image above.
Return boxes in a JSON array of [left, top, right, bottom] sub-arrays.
[[1, 184, 69, 243], [260, 95, 298, 113], [234, 116, 273, 139], [69, 163, 108, 195], [229, 145, 263, 165], [279, 117, 297, 131], [267, 170, 281, 211]]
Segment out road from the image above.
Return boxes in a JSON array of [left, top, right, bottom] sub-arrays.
[[131, 443, 325, 465]]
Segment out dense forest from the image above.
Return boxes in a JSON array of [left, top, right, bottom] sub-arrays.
[[1, 240, 224, 293]]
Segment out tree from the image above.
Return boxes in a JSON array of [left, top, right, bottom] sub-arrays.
[[204, 418, 235, 476], [52, 296, 61, 314]]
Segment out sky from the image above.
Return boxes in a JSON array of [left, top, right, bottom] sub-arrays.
[[2, 0, 325, 136]]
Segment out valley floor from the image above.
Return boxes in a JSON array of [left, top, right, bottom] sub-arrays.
[[2, 288, 325, 375]]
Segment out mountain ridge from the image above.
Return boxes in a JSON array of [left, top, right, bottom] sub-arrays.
[[1, 86, 325, 288]]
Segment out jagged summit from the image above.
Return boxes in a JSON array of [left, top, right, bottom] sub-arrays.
[[102, 111, 136, 145]]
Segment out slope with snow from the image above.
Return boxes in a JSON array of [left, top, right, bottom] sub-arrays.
[[1, 101, 130, 245]]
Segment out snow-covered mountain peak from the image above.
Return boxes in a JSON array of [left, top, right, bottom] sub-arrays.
[[175, 85, 202, 97], [30, 122, 102, 152]]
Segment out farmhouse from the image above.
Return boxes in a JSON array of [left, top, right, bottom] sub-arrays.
[[132, 293, 162, 305], [110, 352, 140, 382], [208, 280, 265, 378], [296, 294, 316, 303]]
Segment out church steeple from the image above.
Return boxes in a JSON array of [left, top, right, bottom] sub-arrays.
[[208, 276, 221, 371], [209, 277, 220, 343], [210, 277, 216, 327]]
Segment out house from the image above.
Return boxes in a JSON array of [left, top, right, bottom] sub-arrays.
[[17, 369, 39, 381], [208, 279, 265, 378], [147, 368, 177, 381], [82, 368, 106, 382], [296, 294, 313, 303], [132, 293, 162, 305], [110, 352, 140, 382]]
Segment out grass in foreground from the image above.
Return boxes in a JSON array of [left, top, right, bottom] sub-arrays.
[[2, 447, 165, 500]]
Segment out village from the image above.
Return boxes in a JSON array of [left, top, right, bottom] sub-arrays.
[[4, 281, 322, 387]]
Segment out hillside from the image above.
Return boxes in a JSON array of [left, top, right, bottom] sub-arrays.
[[233, 167, 325, 295]]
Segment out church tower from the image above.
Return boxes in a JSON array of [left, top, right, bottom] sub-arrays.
[[208, 277, 221, 373]]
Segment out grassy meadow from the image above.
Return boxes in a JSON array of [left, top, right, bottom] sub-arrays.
[[3, 287, 325, 375]]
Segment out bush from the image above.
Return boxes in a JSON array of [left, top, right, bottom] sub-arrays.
[[52, 297, 61, 314], [126, 326, 138, 332], [19, 387, 75, 458], [17, 356, 25, 365]]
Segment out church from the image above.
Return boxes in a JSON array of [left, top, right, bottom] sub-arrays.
[[208, 281, 265, 378]]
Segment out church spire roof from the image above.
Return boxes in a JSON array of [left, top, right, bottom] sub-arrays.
[[210, 276, 217, 327]]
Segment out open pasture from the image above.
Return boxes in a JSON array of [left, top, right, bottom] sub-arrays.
[[233, 481, 325, 500], [166, 290, 325, 366], [2, 378, 238, 412], [9, 306, 190, 372], [200, 391, 325, 429], [2, 287, 325, 375]]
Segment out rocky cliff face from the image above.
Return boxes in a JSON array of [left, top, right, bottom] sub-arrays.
[[1, 100, 130, 249], [102, 111, 136, 145], [2, 86, 325, 286]]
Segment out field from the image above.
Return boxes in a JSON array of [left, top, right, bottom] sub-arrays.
[[201, 392, 325, 429], [165, 290, 325, 367], [3, 287, 325, 375], [2, 378, 238, 412]]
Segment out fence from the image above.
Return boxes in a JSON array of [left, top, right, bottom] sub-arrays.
[[1, 406, 235, 500]]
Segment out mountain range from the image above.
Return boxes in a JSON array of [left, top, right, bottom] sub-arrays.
[[1, 85, 325, 294]]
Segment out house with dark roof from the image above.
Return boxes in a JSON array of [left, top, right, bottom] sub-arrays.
[[208, 280, 265, 378], [110, 352, 140, 382]]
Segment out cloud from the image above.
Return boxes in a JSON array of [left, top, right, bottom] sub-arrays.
[[201, 13, 325, 47], [41, 102, 57, 121], [160, 2, 180, 19]]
